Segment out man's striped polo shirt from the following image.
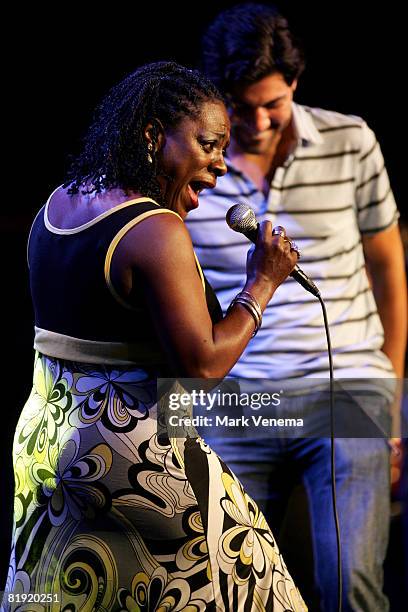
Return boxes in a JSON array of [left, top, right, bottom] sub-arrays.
[[186, 103, 399, 380]]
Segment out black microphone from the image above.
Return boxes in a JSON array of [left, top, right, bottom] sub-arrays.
[[226, 203, 320, 297]]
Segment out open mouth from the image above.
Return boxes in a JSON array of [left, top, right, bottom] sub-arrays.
[[187, 180, 215, 209], [189, 181, 212, 195]]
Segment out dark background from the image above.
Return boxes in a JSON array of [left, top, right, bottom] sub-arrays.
[[2, 0, 406, 606]]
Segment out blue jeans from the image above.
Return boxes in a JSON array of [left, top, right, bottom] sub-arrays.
[[206, 435, 390, 611]]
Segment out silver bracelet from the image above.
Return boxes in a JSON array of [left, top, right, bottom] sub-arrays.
[[227, 291, 263, 337], [239, 291, 262, 320]]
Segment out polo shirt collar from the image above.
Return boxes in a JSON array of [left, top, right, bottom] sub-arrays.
[[291, 102, 324, 145]]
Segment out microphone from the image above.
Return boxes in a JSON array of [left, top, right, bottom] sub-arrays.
[[226, 203, 320, 297]]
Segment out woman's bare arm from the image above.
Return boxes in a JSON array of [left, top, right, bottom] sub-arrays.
[[111, 213, 296, 378]]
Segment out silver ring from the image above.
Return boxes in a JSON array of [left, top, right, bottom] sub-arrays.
[[290, 242, 301, 258], [272, 225, 286, 237]]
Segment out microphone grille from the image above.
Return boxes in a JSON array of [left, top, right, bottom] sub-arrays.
[[226, 203, 257, 234]]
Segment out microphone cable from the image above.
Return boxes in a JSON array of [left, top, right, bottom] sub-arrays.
[[318, 293, 342, 612]]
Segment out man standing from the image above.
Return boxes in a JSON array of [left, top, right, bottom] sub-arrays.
[[187, 4, 407, 610]]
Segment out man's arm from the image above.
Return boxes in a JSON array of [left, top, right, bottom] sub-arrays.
[[363, 224, 407, 378]]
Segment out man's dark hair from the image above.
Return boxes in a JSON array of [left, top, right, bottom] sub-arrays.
[[65, 62, 224, 203], [202, 3, 305, 95]]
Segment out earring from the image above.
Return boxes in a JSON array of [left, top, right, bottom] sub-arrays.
[[147, 142, 153, 164]]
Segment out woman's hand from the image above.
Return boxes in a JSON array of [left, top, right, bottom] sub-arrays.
[[245, 221, 299, 304]]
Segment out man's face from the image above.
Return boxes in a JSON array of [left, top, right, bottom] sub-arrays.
[[229, 73, 297, 154]]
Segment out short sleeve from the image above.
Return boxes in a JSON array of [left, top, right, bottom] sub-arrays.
[[356, 121, 399, 235]]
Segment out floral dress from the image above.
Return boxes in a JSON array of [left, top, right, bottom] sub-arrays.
[[2, 196, 306, 611]]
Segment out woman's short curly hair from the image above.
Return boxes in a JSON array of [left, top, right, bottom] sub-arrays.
[[65, 62, 224, 202]]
